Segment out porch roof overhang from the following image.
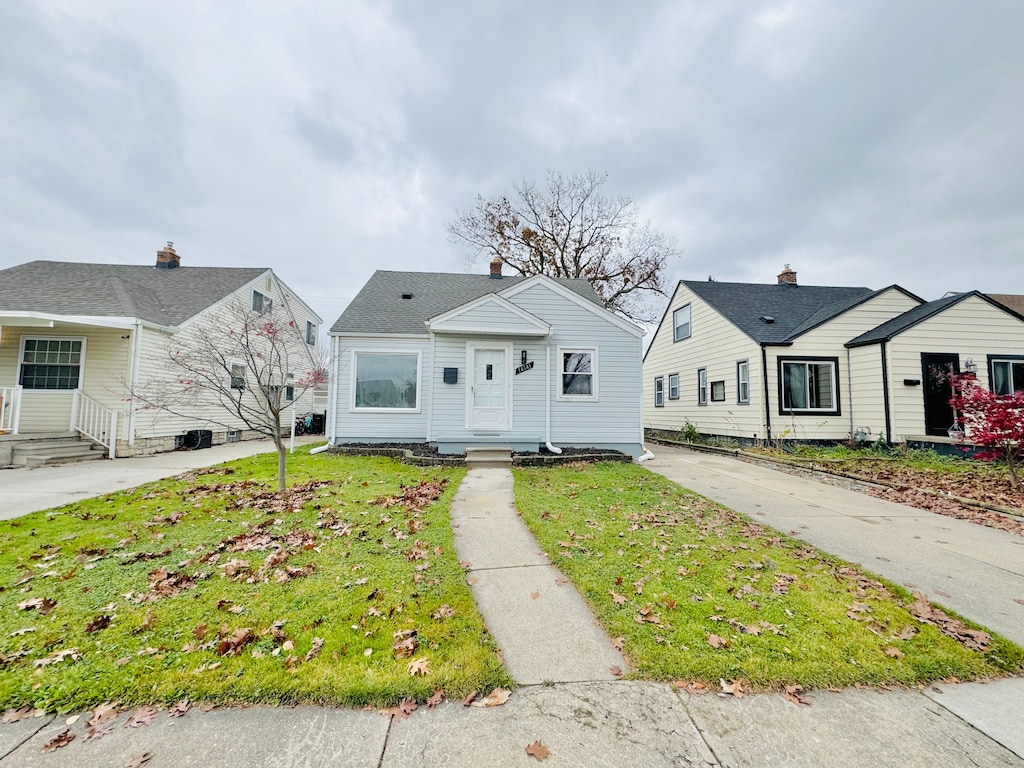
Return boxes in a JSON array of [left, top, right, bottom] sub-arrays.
[[0, 311, 177, 333]]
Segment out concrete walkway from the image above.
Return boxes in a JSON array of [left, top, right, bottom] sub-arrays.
[[644, 445, 1024, 647], [0, 436, 324, 520], [449, 467, 627, 684]]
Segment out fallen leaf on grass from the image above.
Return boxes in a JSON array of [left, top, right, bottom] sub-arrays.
[[41, 729, 74, 752], [673, 680, 708, 695], [407, 657, 431, 676], [33, 647, 81, 668], [706, 634, 727, 649], [380, 699, 417, 719], [168, 701, 189, 718], [125, 753, 152, 768], [884, 646, 905, 659], [18, 597, 56, 614], [85, 614, 111, 633], [609, 591, 627, 605], [125, 707, 157, 728], [471, 688, 511, 708], [719, 679, 745, 698], [526, 740, 550, 761], [140, 611, 157, 631], [305, 637, 324, 662], [2, 707, 37, 723], [88, 702, 119, 726], [462, 691, 478, 706], [611, 636, 624, 651], [431, 604, 455, 620], [426, 689, 444, 709]]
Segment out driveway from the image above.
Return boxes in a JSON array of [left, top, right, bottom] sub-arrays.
[[0, 436, 326, 520], [644, 445, 1024, 647]]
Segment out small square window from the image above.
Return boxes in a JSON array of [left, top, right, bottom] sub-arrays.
[[711, 380, 726, 401], [252, 290, 272, 314]]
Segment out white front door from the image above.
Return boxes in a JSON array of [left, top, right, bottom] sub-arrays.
[[468, 345, 511, 430]]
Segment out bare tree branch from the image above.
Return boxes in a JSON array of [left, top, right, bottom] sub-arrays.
[[448, 170, 678, 322]]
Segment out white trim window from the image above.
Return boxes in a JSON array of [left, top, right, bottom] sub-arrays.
[[19, 337, 85, 390], [668, 373, 680, 400], [697, 367, 708, 405], [673, 304, 691, 342], [229, 361, 246, 390], [990, 357, 1024, 396], [305, 321, 317, 346], [654, 376, 665, 407], [252, 290, 273, 314], [780, 358, 839, 414], [559, 348, 597, 400], [737, 360, 750, 404], [352, 351, 421, 411]]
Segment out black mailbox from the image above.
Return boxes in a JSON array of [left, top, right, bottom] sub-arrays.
[[443, 367, 458, 384]]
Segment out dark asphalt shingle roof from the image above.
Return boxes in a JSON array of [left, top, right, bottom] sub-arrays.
[[682, 280, 876, 344], [0, 261, 268, 326], [330, 270, 604, 335]]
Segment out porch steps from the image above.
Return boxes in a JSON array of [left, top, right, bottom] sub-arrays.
[[465, 446, 513, 468], [10, 435, 107, 467]]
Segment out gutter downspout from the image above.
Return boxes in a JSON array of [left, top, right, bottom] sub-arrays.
[[544, 341, 561, 454], [127, 320, 143, 446], [311, 335, 341, 455], [760, 344, 772, 442], [846, 347, 854, 440], [880, 341, 892, 444]]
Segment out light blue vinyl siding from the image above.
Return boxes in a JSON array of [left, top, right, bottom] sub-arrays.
[[434, 300, 546, 335], [333, 337, 431, 442]]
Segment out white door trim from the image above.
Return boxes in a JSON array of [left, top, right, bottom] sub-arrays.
[[465, 341, 513, 431]]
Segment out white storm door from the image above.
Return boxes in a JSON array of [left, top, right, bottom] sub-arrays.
[[467, 344, 511, 430]]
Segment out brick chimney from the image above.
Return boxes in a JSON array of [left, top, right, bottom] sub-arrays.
[[489, 257, 503, 279], [156, 241, 180, 269], [777, 264, 797, 285]]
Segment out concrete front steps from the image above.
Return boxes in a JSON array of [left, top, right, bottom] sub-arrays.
[[465, 446, 512, 468], [9, 432, 108, 467]]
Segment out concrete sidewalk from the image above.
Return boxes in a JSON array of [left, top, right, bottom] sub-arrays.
[[0, 436, 325, 520]]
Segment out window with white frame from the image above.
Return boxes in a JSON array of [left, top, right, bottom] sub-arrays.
[[305, 321, 317, 346], [697, 367, 708, 405], [252, 290, 272, 314], [780, 358, 839, 414], [19, 338, 83, 390], [560, 349, 596, 399], [654, 376, 665, 407], [668, 373, 680, 400], [353, 352, 419, 410], [990, 356, 1024, 396], [737, 360, 750, 404], [673, 304, 691, 342], [229, 362, 246, 390]]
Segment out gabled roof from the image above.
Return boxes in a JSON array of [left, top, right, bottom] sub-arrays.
[[0, 261, 269, 327], [331, 270, 603, 335], [846, 290, 1024, 347], [988, 293, 1024, 317], [426, 293, 551, 336], [680, 280, 877, 344]]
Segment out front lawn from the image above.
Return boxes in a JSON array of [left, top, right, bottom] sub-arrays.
[[513, 462, 1024, 689], [0, 452, 511, 713]]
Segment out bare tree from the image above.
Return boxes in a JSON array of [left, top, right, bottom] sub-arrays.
[[134, 296, 327, 491], [447, 170, 678, 322]]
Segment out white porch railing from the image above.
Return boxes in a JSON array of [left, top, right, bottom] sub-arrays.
[[0, 385, 22, 434], [70, 390, 117, 459]]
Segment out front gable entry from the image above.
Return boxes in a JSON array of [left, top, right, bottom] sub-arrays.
[[426, 293, 550, 337]]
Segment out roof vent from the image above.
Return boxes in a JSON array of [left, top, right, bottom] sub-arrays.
[[760, 315, 775, 324], [401, 292, 413, 300]]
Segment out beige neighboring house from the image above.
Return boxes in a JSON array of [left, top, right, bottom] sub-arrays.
[[0, 244, 322, 465], [644, 267, 1024, 446]]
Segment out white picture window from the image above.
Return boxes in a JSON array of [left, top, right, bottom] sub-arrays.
[[560, 348, 596, 399], [990, 358, 1024, 396], [353, 352, 420, 410], [780, 358, 839, 414], [19, 338, 84, 390], [668, 373, 680, 400], [697, 368, 708, 405], [737, 360, 750, 404], [673, 304, 691, 342], [654, 376, 664, 407]]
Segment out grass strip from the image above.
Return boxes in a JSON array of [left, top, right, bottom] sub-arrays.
[[513, 461, 1024, 689]]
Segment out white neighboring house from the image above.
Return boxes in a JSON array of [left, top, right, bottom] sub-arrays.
[[326, 260, 646, 456], [644, 267, 1024, 446], [0, 244, 322, 464]]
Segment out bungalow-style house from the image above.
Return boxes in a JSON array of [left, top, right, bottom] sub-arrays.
[[326, 259, 645, 456], [643, 267, 1024, 445], [0, 244, 322, 464]]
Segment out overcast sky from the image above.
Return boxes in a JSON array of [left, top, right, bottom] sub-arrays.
[[2, 1, 1022, 328]]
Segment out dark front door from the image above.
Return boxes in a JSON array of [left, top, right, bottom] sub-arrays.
[[921, 353, 959, 436]]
